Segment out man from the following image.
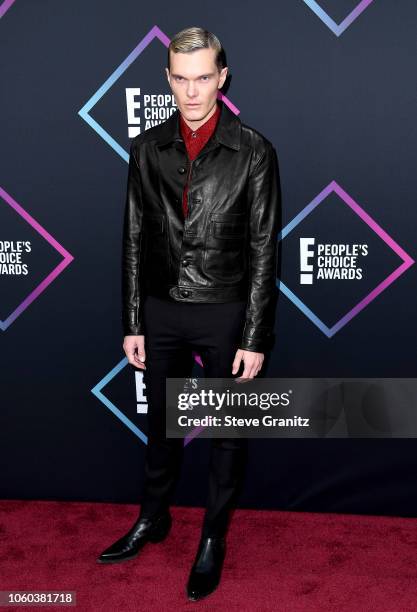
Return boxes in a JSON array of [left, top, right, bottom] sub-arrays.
[[97, 26, 281, 602]]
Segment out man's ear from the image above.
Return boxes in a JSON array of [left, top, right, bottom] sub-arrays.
[[219, 66, 228, 88], [165, 67, 170, 84]]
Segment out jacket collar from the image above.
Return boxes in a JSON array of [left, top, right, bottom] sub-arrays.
[[156, 98, 241, 151]]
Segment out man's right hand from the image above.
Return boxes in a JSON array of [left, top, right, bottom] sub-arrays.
[[123, 335, 146, 369]]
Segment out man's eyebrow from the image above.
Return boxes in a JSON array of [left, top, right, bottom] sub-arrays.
[[170, 72, 216, 79]]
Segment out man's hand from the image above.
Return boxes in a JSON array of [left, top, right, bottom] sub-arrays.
[[123, 335, 146, 370], [232, 348, 264, 380]]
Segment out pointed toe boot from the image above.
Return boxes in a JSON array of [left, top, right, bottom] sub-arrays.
[[97, 510, 172, 564], [186, 536, 226, 601]]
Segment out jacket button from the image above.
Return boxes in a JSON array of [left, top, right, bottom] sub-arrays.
[[178, 167, 186, 174], [180, 289, 191, 297]]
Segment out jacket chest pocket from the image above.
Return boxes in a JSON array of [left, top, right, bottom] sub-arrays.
[[213, 220, 246, 240], [203, 213, 248, 283]]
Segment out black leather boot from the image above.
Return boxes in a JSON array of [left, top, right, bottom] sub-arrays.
[[186, 536, 226, 601], [96, 510, 172, 564]]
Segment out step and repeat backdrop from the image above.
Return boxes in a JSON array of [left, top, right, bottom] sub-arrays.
[[1, 0, 416, 515]]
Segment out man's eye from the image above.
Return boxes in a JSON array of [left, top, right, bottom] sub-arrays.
[[201, 76, 209, 81], [175, 77, 183, 82]]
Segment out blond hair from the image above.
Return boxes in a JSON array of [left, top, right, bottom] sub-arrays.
[[167, 26, 226, 72]]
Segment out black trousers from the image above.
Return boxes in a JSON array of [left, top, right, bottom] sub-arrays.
[[140, 294, 249, 538]]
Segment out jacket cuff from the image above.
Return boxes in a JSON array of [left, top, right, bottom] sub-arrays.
[[239, 324, 275, 353], [122, 309, 145, 336]]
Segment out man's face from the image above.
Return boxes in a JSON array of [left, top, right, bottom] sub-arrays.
[[165, 47, 227, 124]]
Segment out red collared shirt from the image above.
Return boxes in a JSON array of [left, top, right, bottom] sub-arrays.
[[179, 102, 221, 218]]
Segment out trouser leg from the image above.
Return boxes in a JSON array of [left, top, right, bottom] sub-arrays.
[[139, 296, 194, 519], [201, 436, 248, 538], [186, 300, 249, 538]]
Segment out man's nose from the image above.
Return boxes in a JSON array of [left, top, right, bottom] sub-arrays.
[[186, 83, 198, 97]]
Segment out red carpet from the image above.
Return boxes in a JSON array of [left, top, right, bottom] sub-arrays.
[[1, 500, 417, 611]]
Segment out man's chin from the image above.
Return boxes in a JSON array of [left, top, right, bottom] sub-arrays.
[[180, 106, 204, 119]]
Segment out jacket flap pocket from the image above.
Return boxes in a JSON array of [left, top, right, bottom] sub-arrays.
[[211, 213, 246, 239], [213, 221, 246, 238]]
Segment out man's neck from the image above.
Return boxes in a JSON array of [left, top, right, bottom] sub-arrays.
[[180, 101, 219, 131]]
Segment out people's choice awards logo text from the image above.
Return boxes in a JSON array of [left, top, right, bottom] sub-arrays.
[[300, 239, 369, 284]]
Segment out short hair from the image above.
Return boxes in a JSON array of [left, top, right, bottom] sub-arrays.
[[167, 26, 226, 73]]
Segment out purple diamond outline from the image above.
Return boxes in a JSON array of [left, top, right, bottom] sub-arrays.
[[302, 0, 376, 36], [0, 0, 17, 19], [0, 186, 74, 331], [278, 180, 415, 336]]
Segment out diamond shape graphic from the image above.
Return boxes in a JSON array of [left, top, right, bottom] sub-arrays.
[[78, 25, 240, 163], [0, 186, 74, 331], [277, 180, 415, 337], [302, 0, 375, 36], [0, 0, 17, 19], [91, 357, 148, 443], [92, 356, 205, 445]]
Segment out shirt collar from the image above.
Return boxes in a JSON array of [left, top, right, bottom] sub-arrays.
[[179, 102, 221, 139], [155, 98, 241, 151]]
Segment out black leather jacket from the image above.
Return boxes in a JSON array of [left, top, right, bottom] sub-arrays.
[[121, 99, 281, 352]]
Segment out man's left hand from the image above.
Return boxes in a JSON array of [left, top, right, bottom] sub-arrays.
[[232, 349, 264, 380]]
